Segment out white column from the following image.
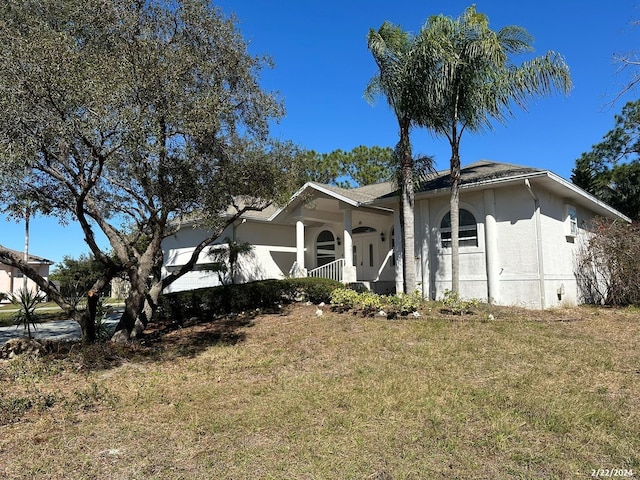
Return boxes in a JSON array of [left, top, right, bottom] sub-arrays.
[[484, 189, 499, 304], [342, 208, 356, 283], [295, 219, 307, 277], [343, 209, 353, 267], [393, 206, 404, 294]]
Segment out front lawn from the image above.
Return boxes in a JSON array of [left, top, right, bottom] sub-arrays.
[[1, 303, 638, 479]]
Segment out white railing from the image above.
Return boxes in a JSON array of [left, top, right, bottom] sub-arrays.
[[308, 258, 345, 282]]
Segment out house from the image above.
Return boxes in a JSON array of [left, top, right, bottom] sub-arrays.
[[0, 248, 54, 302], [161, 161, 630, 309]]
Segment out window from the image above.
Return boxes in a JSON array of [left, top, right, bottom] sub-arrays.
[[440, 209, 478, 248], [352, 226, 377, 235], [565, 204, 578, 237], [369, 243, 374, 267], [316, 230, 336, 267]]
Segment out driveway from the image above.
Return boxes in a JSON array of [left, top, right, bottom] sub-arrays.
[[0, 308, 123, 345]]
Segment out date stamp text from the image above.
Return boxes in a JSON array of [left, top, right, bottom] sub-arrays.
[[591, 469, 634, 478]]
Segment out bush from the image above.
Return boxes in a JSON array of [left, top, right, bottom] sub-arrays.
[[10, 288, 41, 338], [158, 277, 342, 321], [330, 288, 361, 309], [575, 217, 640, 306], [387, 291, 424, 315], [440, 289, 478, 315], [357, 291, 384, 312], [330, 288, 425, 316]]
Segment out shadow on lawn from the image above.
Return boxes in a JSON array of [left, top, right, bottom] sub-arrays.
[[39, 309, 270, 372], [143, 310, 259, 359]]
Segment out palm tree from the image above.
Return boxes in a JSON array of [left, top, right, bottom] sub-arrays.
[[365, 22, 438, 293], [423, 6, 572, 293]]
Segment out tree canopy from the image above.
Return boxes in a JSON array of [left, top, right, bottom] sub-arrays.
[[50, 254, 108, 304], [0, 0, 300, 341], [366, 21, 441, 293], [572, 99, 640, 221], [300, 145, 395, 188], [366, 6, 571, 295]]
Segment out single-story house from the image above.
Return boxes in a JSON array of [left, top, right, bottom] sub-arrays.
[[0, 248, 54, 302], [162, 160, 630, 308]]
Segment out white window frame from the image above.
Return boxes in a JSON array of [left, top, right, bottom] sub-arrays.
[[565, 204, 578, 237], [439, 208, 479, 249]]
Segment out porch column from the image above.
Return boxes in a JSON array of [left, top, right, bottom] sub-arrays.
[[295, 219, 307, 277], [342, 208, 357, 283], [393, 206, 404, 294], [484, 189, 499, 303]]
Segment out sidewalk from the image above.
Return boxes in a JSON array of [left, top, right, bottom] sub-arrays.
[[0, 309, 123, 345]]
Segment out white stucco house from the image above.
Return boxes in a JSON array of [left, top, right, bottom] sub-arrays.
[[162, 161, 630, 309], [0, 248, 53, 302]]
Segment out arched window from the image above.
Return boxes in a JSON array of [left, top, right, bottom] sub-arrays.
[[440, 209, 478, 248], [316, 230, 336, 267]]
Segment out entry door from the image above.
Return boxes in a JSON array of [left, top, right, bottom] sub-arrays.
[[353, 234, 378, 280]]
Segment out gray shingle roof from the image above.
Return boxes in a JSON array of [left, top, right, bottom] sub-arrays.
[[418, 160, 543, 192], [376, 160, 545, 200], [0, 247, 53, 265], [309, 181, 396, 204]]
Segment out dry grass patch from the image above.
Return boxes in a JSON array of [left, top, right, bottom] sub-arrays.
[[1, 303, 638, 479]]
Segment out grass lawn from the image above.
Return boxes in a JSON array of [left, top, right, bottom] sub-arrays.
[[0, 303, 69, 327], [1, 303, 638, 479]]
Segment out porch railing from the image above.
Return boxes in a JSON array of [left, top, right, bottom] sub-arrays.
[[308, 258, 345, 282]]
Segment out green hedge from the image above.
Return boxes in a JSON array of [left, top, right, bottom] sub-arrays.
[[158, 277, 342, 322]]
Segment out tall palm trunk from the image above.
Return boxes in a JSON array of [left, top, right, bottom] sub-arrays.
[[449, 138, 461, 293], [399, 121, 416, 293], [23, 205, 30, 292]]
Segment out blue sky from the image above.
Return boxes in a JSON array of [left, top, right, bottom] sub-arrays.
[[2, 0, 640, 264]]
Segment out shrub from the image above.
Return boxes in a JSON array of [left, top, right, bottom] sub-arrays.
[[10, 288, 41, 338], [387, 291, 424, 315], [330, 288, 426, 317], [330, 288, 361, 309], [283, 277, 340, 304], [440, 289, 478, 315], [158, 277, 342, 321], [575, 217, 640, 306], [356, 291, 384, 313]]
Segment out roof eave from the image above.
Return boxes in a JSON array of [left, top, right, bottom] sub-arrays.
[[369, 170, 631, 222]]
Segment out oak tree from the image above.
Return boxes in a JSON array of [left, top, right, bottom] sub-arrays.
[[0, 0, 299, 342]]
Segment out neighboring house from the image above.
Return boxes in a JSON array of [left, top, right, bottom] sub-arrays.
[[0, 248, 54, 302], [162, 161, 630, 309]]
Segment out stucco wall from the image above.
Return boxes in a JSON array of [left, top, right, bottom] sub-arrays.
[[162, 221, 296, 294], [420, 191, 489, 302], [0, 263, 50, 301], [536, 188, 593, 307], [161, 179, 609, 307], [492, 185, 541, 308], [418, 182, 602, 309]]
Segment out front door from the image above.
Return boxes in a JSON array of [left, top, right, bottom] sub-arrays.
[[353, 234, 378, 281]]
